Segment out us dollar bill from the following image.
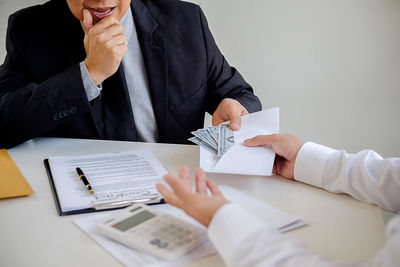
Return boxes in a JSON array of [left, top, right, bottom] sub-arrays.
[[191, 129, 218, 150], [207, 126, 219, 142], [188, 137, 218, 154], [217, 124, 234, 157]]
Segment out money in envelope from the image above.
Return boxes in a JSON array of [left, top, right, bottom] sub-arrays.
[[188, 122, 234, 157], [189, 108, 280, 176]]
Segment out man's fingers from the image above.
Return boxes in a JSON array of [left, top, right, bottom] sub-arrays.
[[89, 15, 120, 34], [206, 179, 224, 197], [244, 134, 277, 147], [212, 117, 223, 126], [272, 164, 277, 175], [82, 9, 93, 33], [178, 166, 191, 182], [98, 23, 125, 38], [227, 102, 242, 131], [163, 173, 190, 197], [230, 116, 241, 131], [274, 156, 283, 176], [156, 183, 182, 208], [195, 168, 207, 194], [105, 33, 127, 46]]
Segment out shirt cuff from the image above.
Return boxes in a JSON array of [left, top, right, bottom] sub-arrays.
[[79, 61, 102, 101], [294, 142, 336, 187], [208, 203, 275, 262]]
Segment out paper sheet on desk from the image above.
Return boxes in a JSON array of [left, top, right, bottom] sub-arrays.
[[220, 185, 307, 232], [200, 108, 279, 176], [73, 185, 306, 267], [73, 205, 216, 267]]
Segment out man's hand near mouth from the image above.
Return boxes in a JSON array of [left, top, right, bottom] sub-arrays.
[[82, 8, 127, 85]]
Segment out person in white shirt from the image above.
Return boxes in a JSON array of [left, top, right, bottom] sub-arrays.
[[156, 134, 400, 266]]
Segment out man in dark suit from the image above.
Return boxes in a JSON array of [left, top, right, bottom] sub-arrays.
[[0, 0, 261, 148]]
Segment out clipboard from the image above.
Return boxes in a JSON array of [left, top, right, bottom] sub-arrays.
[[43, 150, 166, 216]]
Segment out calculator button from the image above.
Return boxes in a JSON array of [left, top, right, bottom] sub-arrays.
[[166, 246, 175, 252], [160, 233, 169, 240], [151, 231, 161, 237], [150, 239, 160, 245], [176, 241, 184, 247], [184, 238, 192, 243], [189, 233, 200, 239], [172, 228, 181, 234], [158, 242, 168, 248], [170, 236, 180, 243]]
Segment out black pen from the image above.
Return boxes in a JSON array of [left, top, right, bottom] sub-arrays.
[[76, 167, 93, 194]]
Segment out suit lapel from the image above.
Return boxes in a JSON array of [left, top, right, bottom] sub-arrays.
[[132, 1, 169, 142], [58, 0, 86, 66]]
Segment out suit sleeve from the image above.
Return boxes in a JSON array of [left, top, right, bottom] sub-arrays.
[[0, 14, 94, 148], [197, 7, 262, 114]]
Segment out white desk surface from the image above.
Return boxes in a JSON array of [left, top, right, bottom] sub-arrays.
[[0, 138, 385, 267]]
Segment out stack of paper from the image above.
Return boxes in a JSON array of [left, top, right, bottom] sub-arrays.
[[73, 185, 306, 266], [46, 149, 168, 215], [220, 185, 306, 232]]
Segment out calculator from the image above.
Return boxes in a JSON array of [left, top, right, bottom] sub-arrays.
[[96, 204, 208, 260]]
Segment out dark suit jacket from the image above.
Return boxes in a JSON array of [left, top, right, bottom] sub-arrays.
[[0, 0, 261, 148]]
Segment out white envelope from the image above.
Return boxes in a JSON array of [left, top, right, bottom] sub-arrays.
[[200, 107, 279, 176]]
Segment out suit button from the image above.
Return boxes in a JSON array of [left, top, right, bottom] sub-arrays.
[[70, 106, 78, 114], [53, 113, 60, 121], [63, 109, 71, 117]]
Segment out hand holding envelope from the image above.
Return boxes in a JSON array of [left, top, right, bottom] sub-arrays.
[[196, 107, 279, 176]]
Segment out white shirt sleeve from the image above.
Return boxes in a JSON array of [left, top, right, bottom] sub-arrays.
[[294, 142, 400, 213], [79, 61, 102, 101], [208, 203, 341, 267], [207, 142, 400, 267]]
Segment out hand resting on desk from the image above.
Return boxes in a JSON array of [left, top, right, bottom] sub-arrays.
[[156, 167, 229, 227]]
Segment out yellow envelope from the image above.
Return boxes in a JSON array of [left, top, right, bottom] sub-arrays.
[[0, 149, 33, 199]]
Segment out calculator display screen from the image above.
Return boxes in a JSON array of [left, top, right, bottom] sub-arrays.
[[112, 210, 155, 231]]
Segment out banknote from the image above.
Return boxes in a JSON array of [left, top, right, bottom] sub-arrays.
[[191, 129, 217, 150], [188, 124, 234, 157], [217, 124, 234, 157], [207, 126, 219, 142], [188, 137, 218, 154]]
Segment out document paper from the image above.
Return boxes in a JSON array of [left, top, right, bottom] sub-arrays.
[[200, 107, 279, 176], [73, 185, 307, 266], [73, 205, 216, 267], [48, 149, 168, 212]]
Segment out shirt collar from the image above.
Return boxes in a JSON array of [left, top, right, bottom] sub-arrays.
[[120, 7, 134, 44]]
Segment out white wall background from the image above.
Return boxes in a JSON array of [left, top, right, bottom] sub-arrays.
[[1, 0, 399, 157]]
